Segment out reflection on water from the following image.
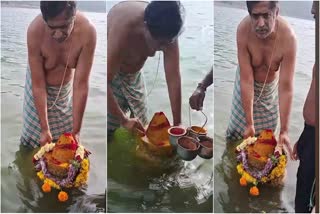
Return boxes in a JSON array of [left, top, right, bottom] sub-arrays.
[[1, 7, 106, 212], [214, 5, 315, 213]]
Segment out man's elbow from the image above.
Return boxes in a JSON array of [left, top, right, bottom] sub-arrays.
[[74, 81, 89, 93], [279, 82, 293, 95]]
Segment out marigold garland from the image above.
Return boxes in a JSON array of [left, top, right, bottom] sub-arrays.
[[36, 159, 90, 190], [33, 133, 91, 202], [236, 136, 287, 196]]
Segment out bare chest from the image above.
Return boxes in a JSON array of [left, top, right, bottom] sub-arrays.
[[41, 40, 82, 72], [248, 43, 282, 73], [120, 39, 149, 73]]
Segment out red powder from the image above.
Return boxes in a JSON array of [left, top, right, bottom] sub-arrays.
[[170, 128, 185, 135], [252, 151, 261, 158], [200, 141, 212, 148]]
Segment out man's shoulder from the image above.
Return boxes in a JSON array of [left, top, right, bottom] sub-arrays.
[[237, 16, 251, 35], [278, 16, 296, 41], [76, 13, 96, 42], [237, 16, 250, 42], [27, 15, 45, 37]]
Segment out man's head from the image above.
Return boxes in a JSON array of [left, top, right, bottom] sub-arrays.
[[40, 1, 77, 43], [246, 1, 279, 39], [144, 1, 185, 53]]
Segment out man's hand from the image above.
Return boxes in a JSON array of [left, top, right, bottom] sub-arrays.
[[243, 124, 255, 138], [292, 141, 299, 160], [39, 130, 53, 146], [122, 117, 146, 134], [279, 131, 294, 160], [72, 132, 80, 144], [189, 87, 206, 111]]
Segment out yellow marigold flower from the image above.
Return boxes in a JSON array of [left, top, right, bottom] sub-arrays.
[[44, 178, 60, 190], [73, 159, 90, 187], [37, 171, 45, 180], [81, 159, 89, 171], [59, 163, 69, 168], [261, 177, 268, 183], [237, 164, 244, 174]]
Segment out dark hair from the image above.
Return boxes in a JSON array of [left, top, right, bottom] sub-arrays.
[[246, 1, 278, 14], [144, 1, 185, 40], [40, 1, 76, 22]]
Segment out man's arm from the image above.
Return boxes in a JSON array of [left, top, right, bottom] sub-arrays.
[[199, 67, 213, 89], [107, 27, 145, 132], [278, 34, 297, 134], [237, 25, 255, 134], [189, 67, 213, 111], [72, 25, 96, 139], [107, 27, 127, 124], [27, 23, 50, 136], [163, 40, 181, 126]]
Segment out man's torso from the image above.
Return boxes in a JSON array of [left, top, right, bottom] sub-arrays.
[[29, 12, 90, 86], [108, 1, 154, 74], [240, 16, 294, 83]]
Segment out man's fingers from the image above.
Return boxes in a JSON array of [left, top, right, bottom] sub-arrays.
[[135, 120, 145, 133]]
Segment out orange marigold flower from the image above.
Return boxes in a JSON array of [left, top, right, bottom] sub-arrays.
[[250, 186, 259, 196], [42, 183, 51, 193], [240, 177, 247, 186], [58, 191, 69, 202]]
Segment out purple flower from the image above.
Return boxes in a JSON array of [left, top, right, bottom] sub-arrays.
[[237, 150, 276, 180], [37, 158, 79, 188]]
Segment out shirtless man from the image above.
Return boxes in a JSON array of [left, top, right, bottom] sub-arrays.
[[20, 1, 96, 147], [293, 2, 317, 212], [226, 1, 296, 159], [107, 1, 184, 135]]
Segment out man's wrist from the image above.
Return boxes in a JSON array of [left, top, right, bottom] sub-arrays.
[[246, 121, 254, 127], [197, 83, 207, 92], [41, 125, 49, 132]]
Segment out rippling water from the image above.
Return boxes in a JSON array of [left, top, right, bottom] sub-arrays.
[[214, 5, 315, 213], [1, 7, 106, 212], [107, 1, 214, 212]]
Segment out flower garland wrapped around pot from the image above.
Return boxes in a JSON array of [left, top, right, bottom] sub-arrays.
[[235, 130, 287, 196], [33, 133, 91, 201]]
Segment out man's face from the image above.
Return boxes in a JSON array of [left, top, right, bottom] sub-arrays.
[[144, 27, 177, 55], [46, 11, 75, 43], [250, 2, 278, 39]]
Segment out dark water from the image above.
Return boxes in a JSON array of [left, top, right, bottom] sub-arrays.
[[107, 1, 214, 212], [1, 7, 106, 212], [214, 5, 315, 213]]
